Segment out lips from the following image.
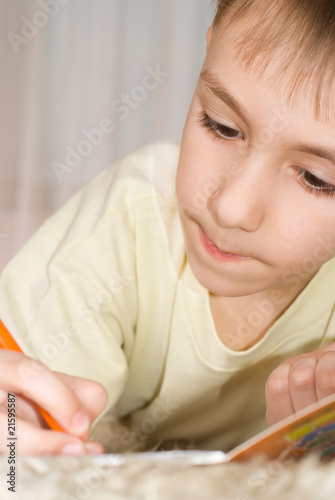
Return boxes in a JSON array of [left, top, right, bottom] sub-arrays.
[[199, 226, 251, 261]]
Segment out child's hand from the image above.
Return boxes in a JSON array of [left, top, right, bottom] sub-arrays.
[[0, 350, 108, 455], [265, 343, 335, 426]]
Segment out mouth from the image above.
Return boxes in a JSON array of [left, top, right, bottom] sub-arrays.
[[199, 226, 251, 262]]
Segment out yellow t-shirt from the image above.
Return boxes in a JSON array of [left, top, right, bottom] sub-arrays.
[[1, 143, 335, 451]]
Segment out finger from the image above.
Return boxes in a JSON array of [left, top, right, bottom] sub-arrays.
[[55, 372, 108, 421], [0, 410, 104, 456], [1, 392, 43, 429], [315, 351, 335, 400], [5, 393, 50, 428], [265, 363, 294, 426], [0, 388, 8, 407], [288, 356, 317, 412], [275, 342, 335, 367], [317, 342, 335, 356], [0, 351, 90, 438]]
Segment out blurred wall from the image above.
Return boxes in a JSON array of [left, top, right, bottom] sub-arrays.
[[0, 0, 214, 271]]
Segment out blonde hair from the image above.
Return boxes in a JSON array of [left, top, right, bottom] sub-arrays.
[[211, 0, 335, 124]]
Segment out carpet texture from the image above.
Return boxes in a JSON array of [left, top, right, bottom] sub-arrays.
[[1, 410, 335, 499], [1, 454, 335, 499]]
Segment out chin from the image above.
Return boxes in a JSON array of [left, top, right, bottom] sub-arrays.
[[191, 265, 256, 298]]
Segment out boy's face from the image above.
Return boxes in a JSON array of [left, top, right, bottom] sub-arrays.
[[176, 22, 335, 299]]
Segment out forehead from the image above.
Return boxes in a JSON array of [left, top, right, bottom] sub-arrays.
[[210, 8, 335, 130]]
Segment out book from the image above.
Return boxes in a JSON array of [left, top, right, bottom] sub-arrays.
[[226, 392, 335, 462], [93, 393, 335, 466]]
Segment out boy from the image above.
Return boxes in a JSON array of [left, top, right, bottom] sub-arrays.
[[2, 0, 335, 456]]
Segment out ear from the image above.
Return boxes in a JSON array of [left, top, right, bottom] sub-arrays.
[[206, 26, 213, 48]]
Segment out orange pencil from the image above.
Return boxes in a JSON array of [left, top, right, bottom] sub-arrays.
[[0, 318, 65, 433]]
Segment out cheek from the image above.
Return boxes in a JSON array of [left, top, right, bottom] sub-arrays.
[[176, 157, 213, 214], [178, 128, 229, 212], [275, 212, 335, 275], [177, 136, 208, 208], [301, 226, 335, 270]]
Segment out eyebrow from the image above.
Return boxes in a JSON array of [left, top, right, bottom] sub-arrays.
[[286, 143, 335, 168], [199, 69, 335, 168], [200, 69, 252, 127]]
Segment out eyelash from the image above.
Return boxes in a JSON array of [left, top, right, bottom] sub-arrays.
[[197, 110, 335, 199], [294, 168, 335, 199], [197, 111, 242, 142]]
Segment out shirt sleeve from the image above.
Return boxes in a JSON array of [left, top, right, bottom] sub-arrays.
[[0, 152, 144, 423]]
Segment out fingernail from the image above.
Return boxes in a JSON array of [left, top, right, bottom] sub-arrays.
[[84, 442, 104, 455], [62, 443, 85, 456], [276, 363, 291, 375], [71, 410, 90, 433]]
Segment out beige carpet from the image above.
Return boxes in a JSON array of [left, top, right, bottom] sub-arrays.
[[1, 454, 335, 499], [1, 410, 335, 499]]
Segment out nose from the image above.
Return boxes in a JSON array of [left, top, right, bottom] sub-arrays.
[[208, 155, 271, 232]]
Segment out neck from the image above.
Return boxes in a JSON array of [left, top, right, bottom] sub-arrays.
[[209, 277, 314, 351]]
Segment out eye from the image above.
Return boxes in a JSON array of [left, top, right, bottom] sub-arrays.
[[295, 167, 335, 198], [197, 111, 243, 141]]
